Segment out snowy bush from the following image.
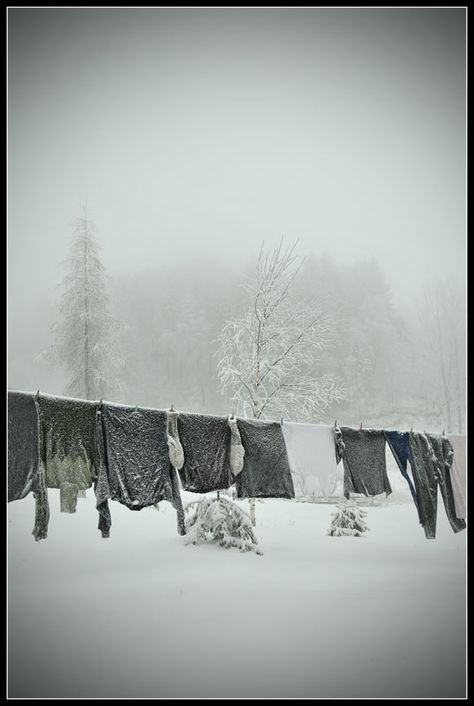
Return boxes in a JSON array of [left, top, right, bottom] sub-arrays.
[[327, 499, 369, 537], [184, 496, 262, 554]]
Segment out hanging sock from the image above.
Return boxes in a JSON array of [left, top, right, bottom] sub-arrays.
[[228, 415, 245, 477], [166, 409, 185, 470]]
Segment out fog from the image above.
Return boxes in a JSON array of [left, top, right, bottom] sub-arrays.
[[7, 8, 467, 700]]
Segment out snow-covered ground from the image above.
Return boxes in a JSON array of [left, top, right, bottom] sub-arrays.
[[8, 457, 466, 699]]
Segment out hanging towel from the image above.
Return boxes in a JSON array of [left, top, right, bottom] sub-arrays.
[[235, 419, 295, 499], [407, 431, 438, 539], [426, 434, 466, 534], [34, 394, 98, 539], [167, 409, 184, 470], [282, 421, 343, 499], [335, 427, 391, 499], [384, 430, 420, 518], [177, 413, 233, 493], [95, 403, 185, 538], [228, 416, 245, 477], [8, 390, 38, 502], [447, 434, 466, 520]]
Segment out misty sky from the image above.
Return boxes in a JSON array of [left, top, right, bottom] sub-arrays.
[[8, 7, 466, 317]]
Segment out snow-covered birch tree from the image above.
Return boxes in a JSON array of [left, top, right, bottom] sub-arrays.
[[43, 204, 123, 400], [215, 239, 344, 523], [215, 239, 344, 422]]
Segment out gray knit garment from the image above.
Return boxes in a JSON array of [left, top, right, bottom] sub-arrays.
[[177, 413, 233, 493], [8, 391, 38, 503], [34, 394, 99, 540], [426, 433, 466, 534], [407, 432, 438, 539], [95, 403, 185, 538], [235, 419, 295, 499], [335, 427, 392, 499]]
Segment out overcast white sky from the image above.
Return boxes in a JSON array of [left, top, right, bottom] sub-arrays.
[[8, 7, 466, 316]]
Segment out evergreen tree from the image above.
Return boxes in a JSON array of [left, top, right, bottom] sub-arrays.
[[44, 204, 123, 400], [327, 499, 369, 537], [184, 495, 262, 554]]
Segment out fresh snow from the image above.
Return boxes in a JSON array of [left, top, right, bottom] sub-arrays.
[[7, 455, 466, 699]]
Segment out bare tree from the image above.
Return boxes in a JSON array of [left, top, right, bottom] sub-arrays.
[[215, 239, 344, 522], [42, 204, 123, 400]]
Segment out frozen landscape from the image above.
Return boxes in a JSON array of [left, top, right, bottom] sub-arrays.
[[8, 456, 466, 699]]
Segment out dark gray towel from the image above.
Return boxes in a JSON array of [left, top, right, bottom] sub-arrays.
[[8, 391, 38, 502], [407, 432, 438, 539], [95, 403, 185, 538], [177, 413, 233, 493], [336, 427, 391, 499], [426, 433, 466, 534], [235, 419, 295, 499]]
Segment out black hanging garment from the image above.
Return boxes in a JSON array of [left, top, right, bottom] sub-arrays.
[[335, 427, 392, 500], [235, 419, 295, 499], [8, 390, 39, 503], [177, 413, 234, 493], [34, 394, 99, 540], [95, 403, 185, 537], [384, 430, 420, 519], [426, 433, 466, 534]]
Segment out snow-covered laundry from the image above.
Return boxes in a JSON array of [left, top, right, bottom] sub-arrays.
[[167, 409, 184, 470], [334, 427, 391, 499], [407, 432, 438, 539], [34, 394, 99, 540], [95, 403, 185, 538], [228, 415, 245, 477], [8, 391, 38, 503], [426, 434, 465, 534], [282, 421, 343, 499], [384, 430, 420, 518], [235, 419, 295, 499], [177, 413, 236, 493], [447, 434, 466, 520]]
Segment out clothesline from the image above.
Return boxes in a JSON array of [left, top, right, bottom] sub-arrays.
[[7, 389, 467, 544]]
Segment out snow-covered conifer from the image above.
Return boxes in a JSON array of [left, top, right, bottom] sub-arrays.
[[327, 498, 369, 537]]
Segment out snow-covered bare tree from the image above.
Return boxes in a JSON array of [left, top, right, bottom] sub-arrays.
[[215, 239, 344, 422], [42, 204, 123, 400], [215, 239, 344, 523]]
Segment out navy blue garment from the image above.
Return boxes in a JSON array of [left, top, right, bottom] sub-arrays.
[[384, 430, 420, 520]]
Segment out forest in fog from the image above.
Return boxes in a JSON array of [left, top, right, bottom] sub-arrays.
[[9, 244, 465, 434]]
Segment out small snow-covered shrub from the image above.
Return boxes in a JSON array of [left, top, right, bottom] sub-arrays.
[[327, 498, 369, 537], [184, 496, 262, 554]]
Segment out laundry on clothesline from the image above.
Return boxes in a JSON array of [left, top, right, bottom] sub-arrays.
[[7, 389, 467, 542]]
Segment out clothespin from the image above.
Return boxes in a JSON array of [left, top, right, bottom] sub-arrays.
[[334, 419, 338, 428], [359, 421, 363, 431], [36, 389, 40, 400], [98, 398, 103, 411], [280, 417, 284, 426], [134, 403, 139, 412], [410, 426, 413, 433], [442, 429, 445, 436], [170, 404, 174, 412]]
